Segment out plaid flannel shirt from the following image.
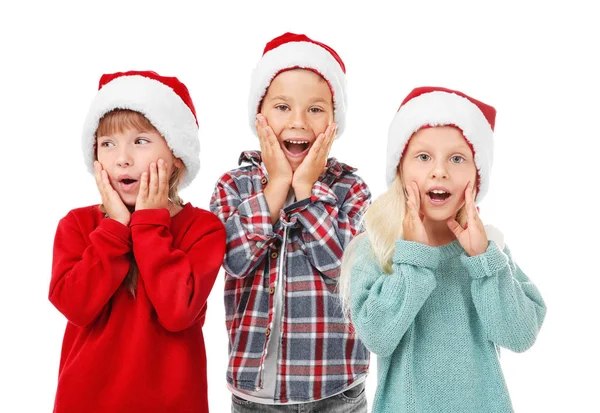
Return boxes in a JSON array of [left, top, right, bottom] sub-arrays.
[[210, 151, 371, 403]]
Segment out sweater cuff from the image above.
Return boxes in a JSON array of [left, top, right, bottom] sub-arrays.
[[98, 216, 131, 244], [460, 241, 509, 279], [130, 208, 171, 228], [393, 240, 441, 269]]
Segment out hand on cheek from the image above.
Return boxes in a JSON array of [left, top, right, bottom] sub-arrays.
[[403, 181, 429, 244], [94, 161, 131, 226], [256, 114, 293, 186], [292, 123, 337, 200], [135, 159, 170, 211], [446, 181, 488, 256]]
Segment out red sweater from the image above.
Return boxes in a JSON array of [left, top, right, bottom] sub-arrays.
[[49, 203, 226, 413]]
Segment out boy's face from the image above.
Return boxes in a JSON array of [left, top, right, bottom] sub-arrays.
[[96, 127, 182, 206], [400, 126, 477, 222], [260, 69, 334, 171]]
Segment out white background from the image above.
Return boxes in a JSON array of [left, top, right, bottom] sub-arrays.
[[1, 0, 598, 411]]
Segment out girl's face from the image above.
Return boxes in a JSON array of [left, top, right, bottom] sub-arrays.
[[96, 128, 182, 206], [400, 126, 477, 222], [260, 69, 334, 171]]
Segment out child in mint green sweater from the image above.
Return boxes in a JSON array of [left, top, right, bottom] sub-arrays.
[[339, 86, 546, 413]]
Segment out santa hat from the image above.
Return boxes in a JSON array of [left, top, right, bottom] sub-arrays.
[[248, 32, 347, 137], [386, 86, 496, 203], [81, 70, 200, 188]]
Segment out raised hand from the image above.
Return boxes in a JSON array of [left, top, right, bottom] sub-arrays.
[[94, 161, 131, 226], [256, 114, 293, 185], [403, 181, 429, 244], [292, 123, 337, 200], [136, 159, 170, 211], [446, 181, 488, 256]]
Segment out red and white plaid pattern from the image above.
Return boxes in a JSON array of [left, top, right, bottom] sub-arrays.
[[210, 151, 371, 403]]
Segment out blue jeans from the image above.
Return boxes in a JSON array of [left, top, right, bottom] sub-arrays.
[[231, 382, 367, 413]]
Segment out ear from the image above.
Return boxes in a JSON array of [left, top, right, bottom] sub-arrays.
[[173, 158, 184, 169]]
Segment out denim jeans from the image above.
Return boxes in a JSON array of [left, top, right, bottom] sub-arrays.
[[231, 382, 367, 413]]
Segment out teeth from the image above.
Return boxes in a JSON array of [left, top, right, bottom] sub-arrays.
[[431, 190, 448, 194], [286, 140, 309, 144]]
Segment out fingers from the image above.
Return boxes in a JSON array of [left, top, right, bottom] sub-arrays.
[[149, 162, 159, 195], [309, 133, 325, 159], [101, 170, 113, 194], [138, 171, 148, 200], [307, 123, 336, 167], [93, 161, 102, 186], [93, 161, 106, 198], [157, 159, 168, 195], [405, 184, 420, 220], [324, 123, 337, 151], [465, 181, 477, 217], [410, 182, 421, 211], [94, 161, 113, 195], [446, 217, 464, 238], [256, 114, 278, 149]]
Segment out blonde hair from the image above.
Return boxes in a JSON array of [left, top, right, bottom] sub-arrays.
[[338, 171, 468, 318], [95, 109, 186, 297]]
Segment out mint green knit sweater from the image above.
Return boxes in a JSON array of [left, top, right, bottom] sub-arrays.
[[350, 236, 546, 413]]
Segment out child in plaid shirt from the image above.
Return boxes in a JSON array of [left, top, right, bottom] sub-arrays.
[[210, 33, 371, 412]]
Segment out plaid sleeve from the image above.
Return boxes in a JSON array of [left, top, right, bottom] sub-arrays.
[[282, 175, 371, 279], [209, 172, 280, 279]]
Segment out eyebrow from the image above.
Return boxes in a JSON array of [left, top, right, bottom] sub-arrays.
[[310, 97, 331, 105], [267, 95, 291, 102], [266, 95, 330, 105]]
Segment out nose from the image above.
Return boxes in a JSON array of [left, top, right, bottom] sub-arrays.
[[288, 109, 307, 130], [430, 160, 448, 180], [116, 146, 133, 168]]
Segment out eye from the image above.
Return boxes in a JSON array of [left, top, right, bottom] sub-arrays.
[[450, 155, 465, 164], [417, 153, 431, 161], [135, 138, 150, 145], [309, 107, 324, 113], [275, 104, 289, 112], [99, 141, 114, 148]]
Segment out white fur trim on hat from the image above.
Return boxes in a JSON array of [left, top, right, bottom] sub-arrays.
[[386, 91, 494, 203], [82, 75, 200, 188], [248, 41, 347, 137]]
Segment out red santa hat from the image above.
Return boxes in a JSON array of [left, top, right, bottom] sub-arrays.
[[386, 86, 496, 203], [81, 70, 200, 188], [248, 32, 347, 137]]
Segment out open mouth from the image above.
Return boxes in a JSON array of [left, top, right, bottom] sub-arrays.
[[118, 177, 139, 192], [283, 139, 311, 156], [427, 189, 451, 203]]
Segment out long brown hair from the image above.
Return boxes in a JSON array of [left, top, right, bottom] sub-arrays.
[[95, 109, 186, 297]]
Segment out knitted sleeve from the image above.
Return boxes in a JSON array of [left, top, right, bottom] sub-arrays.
[[350, 238, 440, 357], [461, 241, 547, 352], [49, 211, 131, 327], [131, 208, 226, 333]]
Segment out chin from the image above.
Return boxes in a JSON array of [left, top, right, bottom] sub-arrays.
[[120, 196, 137, 208], [424, 208, 457, 222], [287, 158, 304, 172]]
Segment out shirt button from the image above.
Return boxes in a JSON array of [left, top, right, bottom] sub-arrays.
[[269, 287, 275, 294], [261, 177, 267, 185], [271, 251, 278, 259], [266, 328, 271, 336]]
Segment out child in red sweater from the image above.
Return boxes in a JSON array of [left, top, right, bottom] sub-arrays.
[[49, 71, 226, 413]]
